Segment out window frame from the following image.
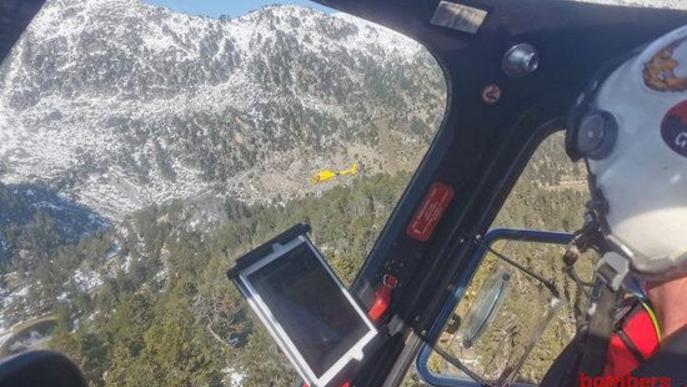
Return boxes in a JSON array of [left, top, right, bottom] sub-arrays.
[[415, 228, 573, 386]]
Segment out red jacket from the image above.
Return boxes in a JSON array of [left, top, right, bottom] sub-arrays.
[[604, 302, 660, 376]]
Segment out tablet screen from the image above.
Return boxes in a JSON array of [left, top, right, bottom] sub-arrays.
[[248, 242, 369, 377]]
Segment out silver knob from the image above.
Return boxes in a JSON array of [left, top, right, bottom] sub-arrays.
[[502, 43, 539, 78]]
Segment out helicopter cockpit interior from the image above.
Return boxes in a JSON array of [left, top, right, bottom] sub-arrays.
[[1, 0, 687, 386]]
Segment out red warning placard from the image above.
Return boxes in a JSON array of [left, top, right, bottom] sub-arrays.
[[406, 182, 455, 242]]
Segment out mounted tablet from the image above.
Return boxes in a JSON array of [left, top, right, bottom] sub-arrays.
[[227, 224, 378, 387]]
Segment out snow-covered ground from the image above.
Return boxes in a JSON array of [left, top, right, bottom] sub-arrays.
[[222, 367, 245, 387], [0, 0, 439, 220]]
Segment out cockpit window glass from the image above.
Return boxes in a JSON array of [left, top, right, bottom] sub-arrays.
[[0, 0, 446, 385], [493, 132, 588, 231], [422, 132, 595, 384]]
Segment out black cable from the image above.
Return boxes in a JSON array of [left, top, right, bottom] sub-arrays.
[[564, 266, 592, 297], [474, 238, 560, 299]]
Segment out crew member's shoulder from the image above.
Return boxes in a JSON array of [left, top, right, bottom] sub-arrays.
[[631, 326, 687, 385]]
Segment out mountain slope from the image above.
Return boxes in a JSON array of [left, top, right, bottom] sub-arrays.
[[0, 0, 445, 219]]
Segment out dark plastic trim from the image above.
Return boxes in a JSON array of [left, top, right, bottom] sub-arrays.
[[226, 223, 311, 279], [0, 350, 87, 387]]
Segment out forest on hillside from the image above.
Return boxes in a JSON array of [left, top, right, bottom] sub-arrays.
[[1, 171, 411, 386]]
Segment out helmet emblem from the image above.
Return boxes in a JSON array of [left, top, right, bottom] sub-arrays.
[[643, 37, 687, 92], [661, 100, 687, 158]]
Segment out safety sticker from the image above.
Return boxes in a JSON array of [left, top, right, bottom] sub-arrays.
[[643, 37, 687, 92], [407, 182, 455, 242], [430, 1, 488, 34]]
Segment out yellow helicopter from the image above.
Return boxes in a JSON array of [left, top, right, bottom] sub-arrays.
[[309, 162, 358, 185]]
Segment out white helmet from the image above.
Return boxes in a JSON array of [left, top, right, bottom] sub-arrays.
[[566, 25, 687, 280]]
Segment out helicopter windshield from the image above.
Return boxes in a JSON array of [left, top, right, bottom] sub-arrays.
[[0, 0, 445, 385]]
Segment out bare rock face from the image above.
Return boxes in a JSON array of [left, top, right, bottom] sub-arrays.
[[0, 0, 446, 220]]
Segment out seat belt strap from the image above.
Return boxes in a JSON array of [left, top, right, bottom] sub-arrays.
[[577, 283, 621, 377]]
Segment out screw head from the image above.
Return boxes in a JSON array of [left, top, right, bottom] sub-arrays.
[[482, 84, 501, 104]]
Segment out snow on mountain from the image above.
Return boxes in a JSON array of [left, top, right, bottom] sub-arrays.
[[0, 0, 445, 220]]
